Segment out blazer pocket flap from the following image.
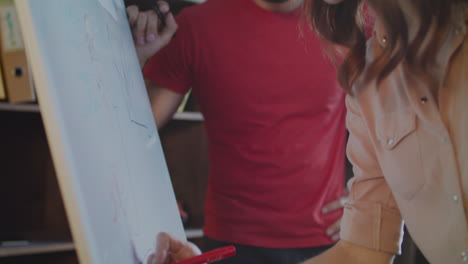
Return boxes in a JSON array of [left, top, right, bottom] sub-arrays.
[[377, 110, 417, 150]]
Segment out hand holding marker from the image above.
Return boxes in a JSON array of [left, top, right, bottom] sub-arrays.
[[169, 245, 236, 264]]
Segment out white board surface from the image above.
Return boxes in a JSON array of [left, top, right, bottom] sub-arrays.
[[15, 0, 186, 263]]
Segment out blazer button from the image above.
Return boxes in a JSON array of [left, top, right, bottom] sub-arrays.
[[420, 97, 428, 104], [387, 138, 394, 145], [453, 195, 459, 202]]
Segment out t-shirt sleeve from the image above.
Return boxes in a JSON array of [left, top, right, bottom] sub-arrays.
[[143, 12, 194, 94]]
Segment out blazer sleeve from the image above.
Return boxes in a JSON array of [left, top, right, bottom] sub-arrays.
[[340, 94, 404, 254]]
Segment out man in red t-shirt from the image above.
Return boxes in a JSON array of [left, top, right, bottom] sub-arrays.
[[126, 0, 347, 263]]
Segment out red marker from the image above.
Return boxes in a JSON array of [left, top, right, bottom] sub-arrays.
[[169, 245, 236, 264]]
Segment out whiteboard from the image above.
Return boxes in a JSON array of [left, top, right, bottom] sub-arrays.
[[15, 0, 186, 263]]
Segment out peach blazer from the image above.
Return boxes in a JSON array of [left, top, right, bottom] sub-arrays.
[[340, 4, 468, 263]]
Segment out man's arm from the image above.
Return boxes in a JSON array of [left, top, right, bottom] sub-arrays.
[[146, 79, 185, 129], [127, 3, 183, 128]]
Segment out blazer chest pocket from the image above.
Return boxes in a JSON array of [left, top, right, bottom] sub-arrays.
[[376, 109, 424, 200]]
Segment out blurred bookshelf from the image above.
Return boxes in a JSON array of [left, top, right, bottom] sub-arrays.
[[0, 102, 203, 121], [0, 228, 202, 258], [0, 242, 74, 258]]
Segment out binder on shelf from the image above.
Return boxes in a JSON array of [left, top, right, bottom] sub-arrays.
[[181, 89, 199, 113], [0, 0, 35, 103], [0, 62, 6, 100], [176, 89, 192, 113]]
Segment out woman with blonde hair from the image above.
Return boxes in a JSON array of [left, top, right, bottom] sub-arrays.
[[145, 0, 467, 263]]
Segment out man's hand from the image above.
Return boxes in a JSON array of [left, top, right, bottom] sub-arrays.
[[126, 1, 178, 68], [147, 232, 201, 264], [322, 189, 349, 241]]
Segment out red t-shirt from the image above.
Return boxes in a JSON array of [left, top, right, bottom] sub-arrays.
[[144, 0, 347, 248]]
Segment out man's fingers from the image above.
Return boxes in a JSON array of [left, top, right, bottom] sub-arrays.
[[145, 11, 159, 42], [322, 196, 348, 214], [322, 200, 339, 214], [326, 220, 340, 236], [157, 1, 170, 13], [322, 198, 344, 213], [159, 13, 177, 45], [126, 5, 139, 27], [331, 233, 340, 242], [135, 12, 149, 45], [326, 219, 341, 241]]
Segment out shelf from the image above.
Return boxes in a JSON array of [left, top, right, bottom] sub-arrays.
[[0, 102, 40, 112], [173, 112, 204, 121], [185, 228, 203, 239], [0, 228, 202, 258], [0, 241, 74, 257], [0, 102, 204, 121]]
